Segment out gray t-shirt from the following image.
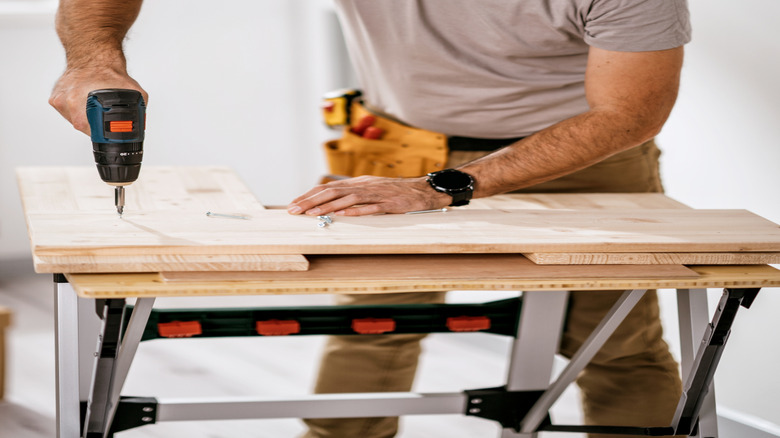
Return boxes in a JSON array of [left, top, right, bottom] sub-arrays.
[[333, 0, 691, 138]]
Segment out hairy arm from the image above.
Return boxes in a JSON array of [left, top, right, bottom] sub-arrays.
[[461, 46, 684, 197], [288, 46, 684, 216], [49, 0, 146, 134]]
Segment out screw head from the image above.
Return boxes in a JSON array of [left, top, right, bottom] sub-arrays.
[[471, 398, 482, 404], [142, 416, 153, 422], [468, 408, 481, 414]]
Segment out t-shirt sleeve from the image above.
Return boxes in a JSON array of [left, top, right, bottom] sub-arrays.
[[583, 0, 692, 51]]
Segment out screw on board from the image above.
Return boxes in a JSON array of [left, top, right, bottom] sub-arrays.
[[317, 215, 333, 228], [205, 211, 250, 220]]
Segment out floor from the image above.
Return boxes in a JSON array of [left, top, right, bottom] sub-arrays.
[[0, 258, 584, 438]]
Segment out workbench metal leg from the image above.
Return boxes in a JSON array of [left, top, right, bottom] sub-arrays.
[[519, 289, 648, 434], [500, 290, 569, 438], [56, 279, 102, 438], [103, 298, 156, 437], [78, 294, 103, 405], [79, 297, 155, 438], [677, 289, 718, 438], [83, 299, 126, 438], [55, 281, 83, 438]]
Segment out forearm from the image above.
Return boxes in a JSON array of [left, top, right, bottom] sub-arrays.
[[461, 47, 682, 198], [56, 0, 143, 70], [460, 107, 665, 197], [51, 0, 146, 134]]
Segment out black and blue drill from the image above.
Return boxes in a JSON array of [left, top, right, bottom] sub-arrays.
[[86, 89, 145, 217]]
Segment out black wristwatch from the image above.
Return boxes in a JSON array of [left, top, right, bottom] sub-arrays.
[[426, 169, 475, 206]]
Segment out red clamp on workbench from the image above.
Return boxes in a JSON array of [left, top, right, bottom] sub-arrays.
[[352, 318, 396, 334], [157, 320, 202, 338], [446, 316, 491, 332], [256, 319, 301, 336]]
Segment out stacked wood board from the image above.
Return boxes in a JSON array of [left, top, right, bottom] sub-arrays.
[[17, 166, 780, 273]]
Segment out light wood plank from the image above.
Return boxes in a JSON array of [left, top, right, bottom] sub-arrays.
[[32, 254, 309, 273], [465, 193, 691, 210], [17, 166, 266, 213], [523, 252, 780, 265], [66, 261, 780, 299], [18, 167, 780, 273], [26, 208, 780, 257], [160, 254, 698, 282], [17, 166, 311, 272]]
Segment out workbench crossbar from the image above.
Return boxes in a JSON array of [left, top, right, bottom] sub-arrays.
[[123, 298, 522, 340]]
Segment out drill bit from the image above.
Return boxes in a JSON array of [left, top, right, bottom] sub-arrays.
[[115, 186, 125, 217]]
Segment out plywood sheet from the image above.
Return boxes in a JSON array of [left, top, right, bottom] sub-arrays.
[[465, 193, 691, 211], [523, 252, 780, 265], [23, 208, 780, 256], [18, 167, 780, 272], [17, 166, 266, 213], [66, 264, 780, 298], [160, 254, 699, 282], [17, 166, 307, 272], [33, 254, 309, 273]]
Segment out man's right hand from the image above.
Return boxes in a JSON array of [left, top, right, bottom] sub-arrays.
[[49, 67, 147, 136], [51, 0, 145, 135]]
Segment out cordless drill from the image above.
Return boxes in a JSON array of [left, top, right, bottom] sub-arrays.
[[86, 89, 146, 216]]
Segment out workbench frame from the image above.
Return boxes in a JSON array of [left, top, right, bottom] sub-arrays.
[[53, 276, 747, 438]]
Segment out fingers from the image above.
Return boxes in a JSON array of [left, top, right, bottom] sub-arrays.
[[287, 176, 448, 217], [288, 184, 370, 215]]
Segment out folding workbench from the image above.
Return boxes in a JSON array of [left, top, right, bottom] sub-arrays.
[[17, 166, 780, 438], [55, 263, 780, 437]]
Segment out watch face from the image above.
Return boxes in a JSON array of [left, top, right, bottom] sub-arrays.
[[432, 169, 473, 190]]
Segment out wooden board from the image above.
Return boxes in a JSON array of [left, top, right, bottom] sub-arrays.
[[464, 193, 691, 211], [18, 167, 780, 271], [32, 254, 309, 273], [515, 195, 780, 264], [22, 208, 780, 256], [523, 252, 780, 265], [66, 263, 780, 298], [160, 254, 699, 282], [17, 166, 308, 272]]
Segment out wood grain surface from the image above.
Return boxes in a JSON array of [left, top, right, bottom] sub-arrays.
[[32, 254, 309, 273], [160, 254, 699, 282], [66, 263, 780, 298], [17, 166, 308, 272], [18, 167, 780, 272], [523, 252, 780, 265], [23, 208, 780, 255]]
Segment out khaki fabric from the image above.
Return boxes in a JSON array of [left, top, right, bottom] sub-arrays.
[[303, 139, 683, 438]]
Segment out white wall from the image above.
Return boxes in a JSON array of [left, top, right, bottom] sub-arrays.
[[656, 0, 780, 426], [0, 0, 346, 259], [0, 0, 778, 428]]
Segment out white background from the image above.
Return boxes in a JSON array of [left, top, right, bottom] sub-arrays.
[[0, 0, 778, 427]]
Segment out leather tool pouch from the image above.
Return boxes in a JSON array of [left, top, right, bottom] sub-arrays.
[[323, 103, 448, 178]]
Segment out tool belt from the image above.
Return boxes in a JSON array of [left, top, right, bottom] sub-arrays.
[[322, 99, 525, 179], [323, 102, 448, 178]]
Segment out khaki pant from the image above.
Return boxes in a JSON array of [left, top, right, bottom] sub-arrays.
[[303, 140, 683, 438]]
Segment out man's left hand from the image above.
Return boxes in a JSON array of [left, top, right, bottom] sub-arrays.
[[287, 176, 450, 216]]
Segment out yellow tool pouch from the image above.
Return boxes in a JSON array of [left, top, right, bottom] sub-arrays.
[[323, 103, 448, 178]]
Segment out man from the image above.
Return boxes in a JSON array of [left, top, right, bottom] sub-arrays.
[[50, 1, 691, 438]]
